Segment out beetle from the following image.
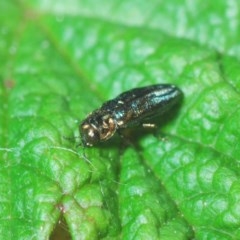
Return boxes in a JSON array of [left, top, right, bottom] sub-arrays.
[[80, 84, 183, 146]]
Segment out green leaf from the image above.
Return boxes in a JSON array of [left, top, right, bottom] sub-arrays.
[[1, 0, 240, 239]]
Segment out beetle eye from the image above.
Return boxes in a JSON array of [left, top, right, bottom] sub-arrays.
[[80, 124, 100, 146]]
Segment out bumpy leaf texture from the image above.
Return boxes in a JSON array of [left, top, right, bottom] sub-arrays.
[[1, 0, 240, 239]]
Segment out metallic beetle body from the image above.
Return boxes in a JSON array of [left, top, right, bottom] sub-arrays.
[[80, 84, 183, 146]]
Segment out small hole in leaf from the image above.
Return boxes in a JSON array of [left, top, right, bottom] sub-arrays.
[[50, 215, 71, 240]]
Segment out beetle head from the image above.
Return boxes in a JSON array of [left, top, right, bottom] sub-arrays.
[[80, 113, 117, 147]]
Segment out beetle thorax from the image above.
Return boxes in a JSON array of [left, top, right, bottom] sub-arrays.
[[99, 114, 117, 141]]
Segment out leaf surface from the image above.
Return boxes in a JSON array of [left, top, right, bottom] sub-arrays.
[[1, 1, 240, 239]]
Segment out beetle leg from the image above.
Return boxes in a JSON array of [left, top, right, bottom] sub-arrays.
[[142, 123, 156, 128]]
